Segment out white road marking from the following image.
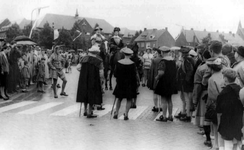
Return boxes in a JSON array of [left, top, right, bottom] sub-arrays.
[[50, 103, 81, 116], [18, 102, 63, 114], [119, 106, 148, 120], [0, 101, 36, 113]]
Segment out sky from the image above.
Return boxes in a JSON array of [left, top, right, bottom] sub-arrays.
[[0, 0, 244, 38]]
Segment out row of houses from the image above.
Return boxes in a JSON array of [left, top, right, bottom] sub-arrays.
[[1, 10, 244, 51], [135, 22, 244, 51], [0, 10, 136, 43]]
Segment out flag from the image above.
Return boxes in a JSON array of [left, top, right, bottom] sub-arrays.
[[29, 9, 41, 38], [54, 29, 59, 40]]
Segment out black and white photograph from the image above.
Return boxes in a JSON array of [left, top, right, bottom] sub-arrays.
[[0, 0, 244, 149]]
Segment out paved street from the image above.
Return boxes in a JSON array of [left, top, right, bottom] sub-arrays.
[[0, 66, 209, 150]]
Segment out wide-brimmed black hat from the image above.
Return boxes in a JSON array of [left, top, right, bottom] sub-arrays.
[[235, 46, 244, 57], [94, 26, 103, 31], [114, 27, 120, 32], [179, 46, 191, 53]]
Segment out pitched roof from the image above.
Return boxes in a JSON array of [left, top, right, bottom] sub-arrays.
[[120, 28, 136, 37], [182, 29, 196, 42], [18, 18, 32, 29], [194, 30, 208, 41], [179, 28, 244, 45], [221, 32, 244, 46], [135, 29, 165, 42], [36, 13, 114, 33]]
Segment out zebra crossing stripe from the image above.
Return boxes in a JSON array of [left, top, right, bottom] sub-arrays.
[[50, 103, 81, 116], [18, 102, 63, 114], [0, 101, 36, 113], [118, 106, 148, 120], [153, 108, 178, 121], [93, 104, 113, 117]]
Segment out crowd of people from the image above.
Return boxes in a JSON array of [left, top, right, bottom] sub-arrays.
[[0, 40, 84, 100], [76, 25, 244, 150], [141, 41, 244, 150], [1, 25, 244, 150]]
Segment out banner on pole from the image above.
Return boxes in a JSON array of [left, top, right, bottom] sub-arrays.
[[54, 29, 59, 40]]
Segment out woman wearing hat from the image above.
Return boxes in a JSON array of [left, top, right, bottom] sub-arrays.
[[76, 45, 104, 118], [155, 46, 177, 122], [113, 47, 138, 120], [90, 26, 105, 47], [109, 27, 124, 66]]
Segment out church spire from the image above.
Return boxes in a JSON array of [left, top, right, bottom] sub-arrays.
[[75, 9, 79, 17]]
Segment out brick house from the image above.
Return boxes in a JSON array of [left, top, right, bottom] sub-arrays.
[[176, 27, 244, 47], [135, 28, 175, 51]]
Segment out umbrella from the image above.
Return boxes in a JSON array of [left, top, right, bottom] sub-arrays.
[[14, 35, 33, 42], [16, 40, 36, 45], [170, 46, 181, 50], [68, 49, 75, 53], [77, 49, 83, 52]]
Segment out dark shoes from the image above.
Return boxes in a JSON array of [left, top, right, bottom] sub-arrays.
[[109, 87, 113, 91], [131, 105, 137, 109], [113, 115, 118, 119], [54, 95, 58, 98], [87, 114, 97, 118], [124, 114, 129, 121], [152, 107, 162, 112], [167, 116, 173, 122], [142, 84, 145, 87], [97, 106, 105, 110], [156, 115, 167, 122], [38, 90, 45, 93], [180, 116, 191, 122], [60, 92, 68, 96], [3, 97, 9, 101], [174, 112, 186, 119], [57, 84, 61, 88], [204, 140, 212, 148]]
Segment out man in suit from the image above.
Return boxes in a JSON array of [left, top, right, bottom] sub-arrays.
[[0, 44, 11, 100]]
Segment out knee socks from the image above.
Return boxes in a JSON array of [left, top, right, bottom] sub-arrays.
[[203, 125, 211, 141]]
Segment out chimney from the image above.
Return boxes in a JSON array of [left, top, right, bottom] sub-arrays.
[[165, 27, 168, 31], [75, 9, 79, 17], [229, 31, 232, 34], [191, 28, 194, 30], [208, 33, 211, 37], [144, 28, 147, 31], [216, 30, 219, 33]]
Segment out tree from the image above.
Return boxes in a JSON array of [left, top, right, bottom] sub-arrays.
[[130, 31, 140, 44], [22, 23, 32, 37], [6, 23, 22, 43], [38, 22, 53, 49], [57, 28, 72, 48], [70, 20, 91, 50]]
